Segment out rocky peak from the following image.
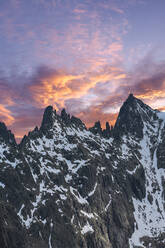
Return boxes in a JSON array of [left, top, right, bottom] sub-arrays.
[[40, 105, 55, 132], [61, 108, 71, 124], [125, 93, 135, 103], [0, 122, 16, 145], [37, 106, 86, 139], [89, 121, 102, 135], [102, 121, 111, 138], [89, 121, 112, 138], [113, 94, 157, 139]]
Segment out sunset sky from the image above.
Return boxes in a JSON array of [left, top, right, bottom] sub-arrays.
[[0, 0, 165, 142]]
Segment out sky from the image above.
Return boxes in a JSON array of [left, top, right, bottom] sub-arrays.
[[0, 0, 165, 142]]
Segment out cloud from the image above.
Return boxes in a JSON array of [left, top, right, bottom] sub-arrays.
[[125, 57, 165, 109], [28, 64, 126, 110], [133, 73, 165, 98], [0, 105, 14, 125], [10, 106, 43, 138], [158, 107, 165, 112]]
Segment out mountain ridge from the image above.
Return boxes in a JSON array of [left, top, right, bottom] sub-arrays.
[[2, 93, 162, 145], [0, 94, 165, 248]]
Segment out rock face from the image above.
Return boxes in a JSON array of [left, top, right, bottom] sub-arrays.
[[0, 94, 165, 248]]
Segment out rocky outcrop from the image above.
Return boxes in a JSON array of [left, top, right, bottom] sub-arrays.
[[40, 106, 54, 132], [113, 93, 158, 139], [89, 121, 112, 138]]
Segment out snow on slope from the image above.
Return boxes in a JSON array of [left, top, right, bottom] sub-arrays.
[[26, 115, 113, 179], [17, 113, 113, 231], [23, 107, 165, 244], [129, 112, 165, 247]]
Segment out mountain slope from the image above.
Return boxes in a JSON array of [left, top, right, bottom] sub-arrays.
[[0, 94, 165, 248]]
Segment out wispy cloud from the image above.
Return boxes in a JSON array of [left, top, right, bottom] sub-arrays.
[[28, 64, 126, 109], [0, 105, 14, 125]]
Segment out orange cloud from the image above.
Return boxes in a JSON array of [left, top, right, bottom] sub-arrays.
[[130, 70, 165, 110], [29, 65, 126, 112], [0, 104, 14, 126], [135, 90, 165, 100], [29, 73, 84, 109], [158, 107, 165, 111]]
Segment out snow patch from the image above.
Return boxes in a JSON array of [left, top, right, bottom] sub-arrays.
[[105, 194, 112, 211], [80, 210, 95, 219], [70, 187, 88, 205], [88, 183, 97, 197], [0, 182, 5, 188], [81, 221, 94, 234]]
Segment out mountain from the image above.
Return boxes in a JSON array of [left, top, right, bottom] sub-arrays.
[[0, 94, 165, 248]]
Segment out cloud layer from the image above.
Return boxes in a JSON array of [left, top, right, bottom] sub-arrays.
[[0, 55, 165, 142]]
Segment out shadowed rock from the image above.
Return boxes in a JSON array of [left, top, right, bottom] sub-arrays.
[[0, 122, 16, 146], [89, 121, 102, 135], [40, 106, 54, 131]]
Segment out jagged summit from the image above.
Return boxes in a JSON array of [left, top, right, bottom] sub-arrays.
[[40, 106, 86, 134], [126, 92, 135, 101], [123, 93, 154, 113], [40, 105, 55, 131], [89, 121, 102, 135], [1, 94, 163, 146], [61, 108, 70, 123], [89, 121, 111, 138], [113, 93, 157, 138], [29, 94, 159, 141]]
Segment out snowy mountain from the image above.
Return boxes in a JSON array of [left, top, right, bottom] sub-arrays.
[[0, 94, 165, 248]]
